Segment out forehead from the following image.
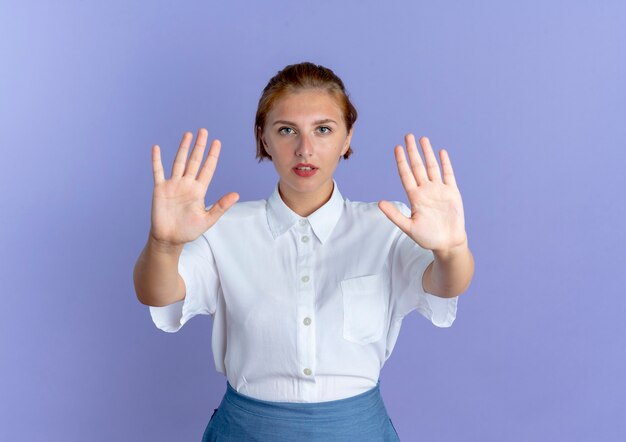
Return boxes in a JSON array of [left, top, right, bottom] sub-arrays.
[[267, 88, 344, 122]]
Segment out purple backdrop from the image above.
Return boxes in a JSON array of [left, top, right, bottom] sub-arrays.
[[1, 1, 625, 441]]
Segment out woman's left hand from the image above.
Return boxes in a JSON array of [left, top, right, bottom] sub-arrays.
[[378, 134, 467, 254]]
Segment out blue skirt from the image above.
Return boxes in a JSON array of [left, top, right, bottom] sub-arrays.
[[202, 380, 401, 441]]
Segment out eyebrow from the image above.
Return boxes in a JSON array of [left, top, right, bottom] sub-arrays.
[[272, 119, 338, 126]]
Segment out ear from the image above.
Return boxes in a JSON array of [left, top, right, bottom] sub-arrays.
[[258, 127, 272, 157], [341, 128, 353, 156]]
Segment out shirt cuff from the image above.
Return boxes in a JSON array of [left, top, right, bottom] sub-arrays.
[[416, 292, 458, 327]]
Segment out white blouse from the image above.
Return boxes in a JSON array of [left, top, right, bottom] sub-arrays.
[[149, 180, 458, 403]]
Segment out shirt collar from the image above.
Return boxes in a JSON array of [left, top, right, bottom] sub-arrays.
[[266, 179, 345, 244]]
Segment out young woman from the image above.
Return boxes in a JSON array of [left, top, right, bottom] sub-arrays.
[[134, 62, 474, 441]]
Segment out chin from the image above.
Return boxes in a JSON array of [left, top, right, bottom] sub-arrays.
[[284, 175, 327, 194]]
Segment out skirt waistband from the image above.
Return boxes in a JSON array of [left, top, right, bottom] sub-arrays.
[[223, 380, 383, 421]]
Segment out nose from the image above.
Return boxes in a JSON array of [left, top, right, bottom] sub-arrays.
[[295, 133, 313, 158]]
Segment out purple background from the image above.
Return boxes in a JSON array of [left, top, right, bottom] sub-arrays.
[[2, 1, 625, 441]]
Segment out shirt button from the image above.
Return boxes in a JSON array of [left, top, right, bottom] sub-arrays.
[[303, 317, 312, 326], [299, 219, 307, 226], [301, 275, 310, 283], [303, 368, 312, 376], [301, 235, 310, 243]]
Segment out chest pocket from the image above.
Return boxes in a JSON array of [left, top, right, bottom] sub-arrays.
[[340, 274, 386, 344]]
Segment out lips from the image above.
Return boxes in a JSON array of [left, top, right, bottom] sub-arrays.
[[293, 163, 318, 171], [293, 163, 318, 177]]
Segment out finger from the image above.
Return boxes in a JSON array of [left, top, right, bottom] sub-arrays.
[[171, 131, 193, 178], [378, 200, 412, 234], [405, 133, 428, 185], [205, 192, 240, 226], [440, 149, 457, 187], [152, 145, 165, 185], [184, 128, 208, 178], [419, 136, 442, 182], [197, 139, 221, 189], [394, 145, 418, 194]]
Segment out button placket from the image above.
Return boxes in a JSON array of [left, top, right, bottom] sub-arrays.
[[294, 223, 315, 384]]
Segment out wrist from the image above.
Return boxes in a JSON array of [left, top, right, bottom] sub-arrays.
[[147, 232, 185, 255], [433, 237, 469, 262]]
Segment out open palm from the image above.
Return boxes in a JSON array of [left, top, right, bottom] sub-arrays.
[[150, 128, 239, 247], [378, 134, 467, 253]]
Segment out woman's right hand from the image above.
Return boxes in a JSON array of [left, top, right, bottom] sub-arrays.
[[149, 128, 239, 249]]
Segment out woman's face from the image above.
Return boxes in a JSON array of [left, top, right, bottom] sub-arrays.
[[261, 88, 352, 205]]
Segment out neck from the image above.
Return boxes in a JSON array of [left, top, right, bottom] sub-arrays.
[[278, 180, 334, 217]]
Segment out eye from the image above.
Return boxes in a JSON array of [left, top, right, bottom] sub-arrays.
[[278, 127, 295, 135], [317, 126, 332, 134]]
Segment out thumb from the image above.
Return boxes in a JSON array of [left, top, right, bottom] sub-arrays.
[[204, 192, 240, 227], [378, 200, 412, 235]]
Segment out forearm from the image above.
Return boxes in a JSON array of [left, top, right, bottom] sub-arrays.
[[133, 236, 186, 307], [422, 239, 474, 298]]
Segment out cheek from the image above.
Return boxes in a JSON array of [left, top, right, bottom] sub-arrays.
[[269, 144, 295, 165]]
